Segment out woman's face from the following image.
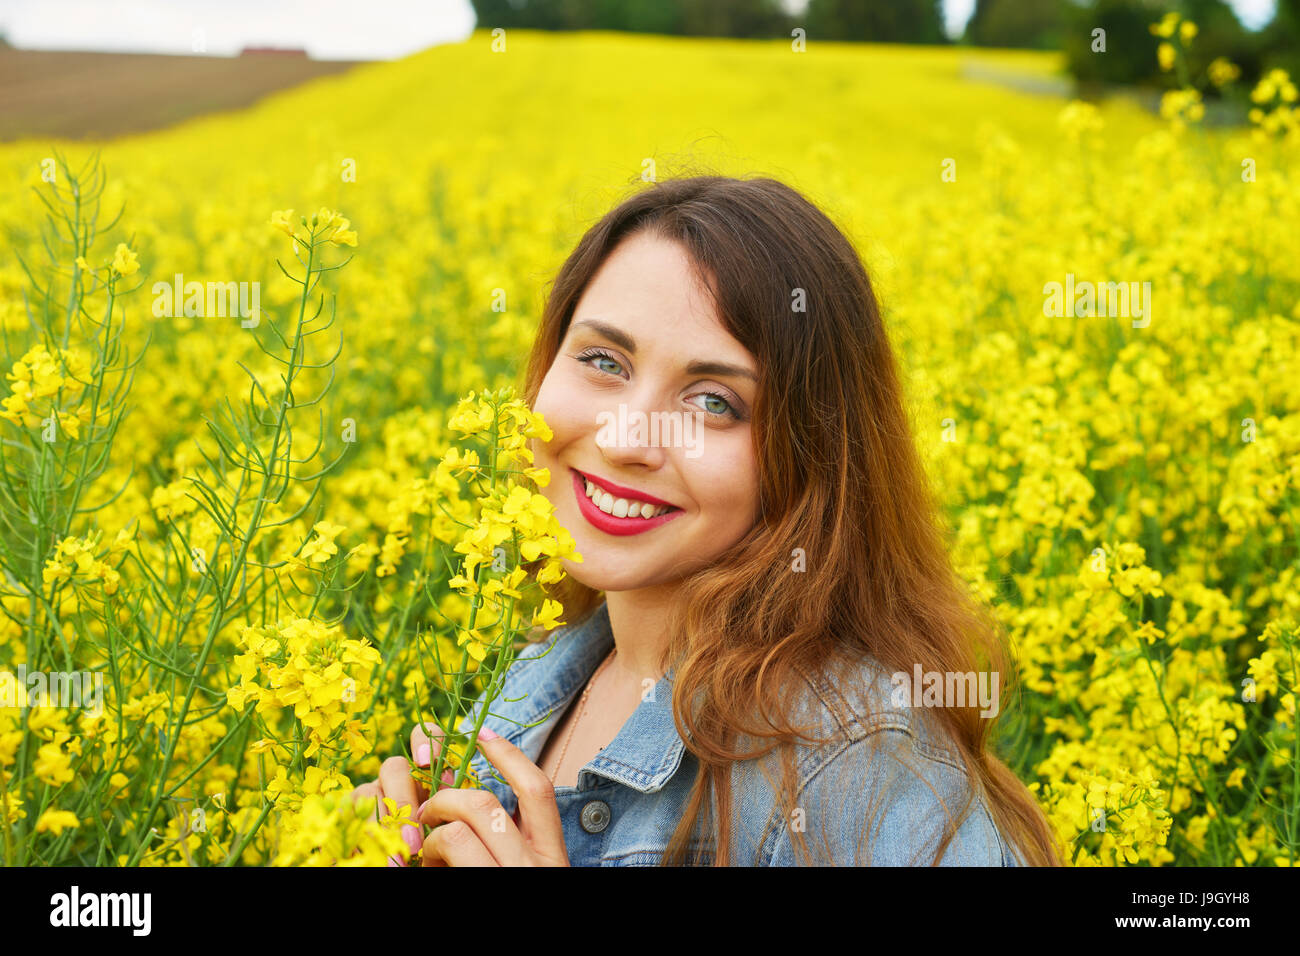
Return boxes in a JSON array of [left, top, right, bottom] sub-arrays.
[[531, 230, 761, 593]]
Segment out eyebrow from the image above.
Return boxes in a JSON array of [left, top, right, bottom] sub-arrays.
[[569, 318, 757, 383]]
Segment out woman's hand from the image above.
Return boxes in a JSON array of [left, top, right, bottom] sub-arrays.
[[350, 721, 456, 866], [418, 728, 570, 867]]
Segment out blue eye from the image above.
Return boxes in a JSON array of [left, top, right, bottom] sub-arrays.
[[690, 392, 740, 420], [576, 347, 746, 422], [577, 348, 624, 376]]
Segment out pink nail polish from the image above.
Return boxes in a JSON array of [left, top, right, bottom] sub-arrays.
[[479, 727, 499, 740], [415, 743, 430, 766], [402, 823, 422, 855]]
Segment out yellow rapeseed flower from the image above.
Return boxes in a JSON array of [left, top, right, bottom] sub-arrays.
[[531, 598, 566, 631], [270, 208, 296, 237], [110, 243, 139, 276], [35, 809, 82, 836], [1150, 12, 1180, 38]]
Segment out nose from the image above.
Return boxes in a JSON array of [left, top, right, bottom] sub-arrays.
[[593, 391, 669, 470]]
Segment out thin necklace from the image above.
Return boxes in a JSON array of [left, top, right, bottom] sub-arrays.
[[548, 646, 616, 785]]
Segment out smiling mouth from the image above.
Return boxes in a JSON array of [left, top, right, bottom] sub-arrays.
[[570, 468, 684, 535], [574, 469, 680, 518]]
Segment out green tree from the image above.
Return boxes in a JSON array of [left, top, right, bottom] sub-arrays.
[[468, 0, 793, 37], [965, 0, 1067, 49], [1063, 0, 1167, 86], [804, 0, 948, 43], [1255, 0, 1298, 78], [681, 0, 792, 37], [1063, 0, 1267, 91]]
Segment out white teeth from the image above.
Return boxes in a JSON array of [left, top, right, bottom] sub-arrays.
[[581, 474, 671, 519]]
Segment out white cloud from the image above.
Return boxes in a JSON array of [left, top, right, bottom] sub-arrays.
[[0, 0, 476, 59]]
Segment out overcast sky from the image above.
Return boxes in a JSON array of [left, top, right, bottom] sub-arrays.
[[0, 0, 1280, 60]]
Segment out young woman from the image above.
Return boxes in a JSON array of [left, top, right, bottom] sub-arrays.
[[352, 175, 1061, 867]]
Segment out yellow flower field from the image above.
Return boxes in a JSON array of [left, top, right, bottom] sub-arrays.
[[0, 25, 1297, 866]]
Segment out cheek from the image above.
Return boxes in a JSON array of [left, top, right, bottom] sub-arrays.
[[533, 367, 587, 441], [694, 440, 759, 519]]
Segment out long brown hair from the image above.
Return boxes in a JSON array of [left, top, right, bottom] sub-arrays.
[[520, 173, 1061, 866]]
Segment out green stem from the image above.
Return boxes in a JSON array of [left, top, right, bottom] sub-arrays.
[[128, 232, 318, 865]]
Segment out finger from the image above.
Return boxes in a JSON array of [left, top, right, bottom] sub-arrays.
[[410, 720, 447, 768], [378, 755, 420, 817], [415, 766, 462, 797], [421, 820, 498, 867], [419, 788, 528, 865], [408, 723, 444, 808], [378, 755, 424, 860], [474, 730, 567, 862]]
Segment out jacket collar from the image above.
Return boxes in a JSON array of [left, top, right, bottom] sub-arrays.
[[497, 599, 688, 794]]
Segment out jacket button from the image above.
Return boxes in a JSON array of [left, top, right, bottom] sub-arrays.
[[580, 800, 611, 834]]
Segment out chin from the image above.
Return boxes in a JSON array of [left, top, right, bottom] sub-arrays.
[[562, 557, 654, 594], [556, 555, 610, 591]]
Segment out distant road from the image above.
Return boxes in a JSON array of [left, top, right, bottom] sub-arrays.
[[0, 48, 366, 142], [959, 58, 1073, 98], [959, 54, 1247, 125]]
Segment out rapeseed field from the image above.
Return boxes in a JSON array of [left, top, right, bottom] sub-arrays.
[[1, 23, 1297, 866]]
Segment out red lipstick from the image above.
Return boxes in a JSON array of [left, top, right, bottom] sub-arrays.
[[571, 469, 683, 536]]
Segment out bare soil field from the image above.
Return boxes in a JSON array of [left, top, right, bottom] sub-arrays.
[[0, 48, 365, 142]]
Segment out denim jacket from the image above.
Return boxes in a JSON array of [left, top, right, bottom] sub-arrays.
[[455, 600, 1022, 866]]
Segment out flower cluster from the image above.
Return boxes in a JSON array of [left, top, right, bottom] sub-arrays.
[[42, 528, 134, 601], [442, 390, 580, 661], [1249, 68, 1299, 141], [272, 792, 412, 866], [1159, 88, 1204, 130], [0, 344, 91, 438], [270, 207, 358, 247], [225, 617, 382, 759], [1032, 766, 1174, 866]]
